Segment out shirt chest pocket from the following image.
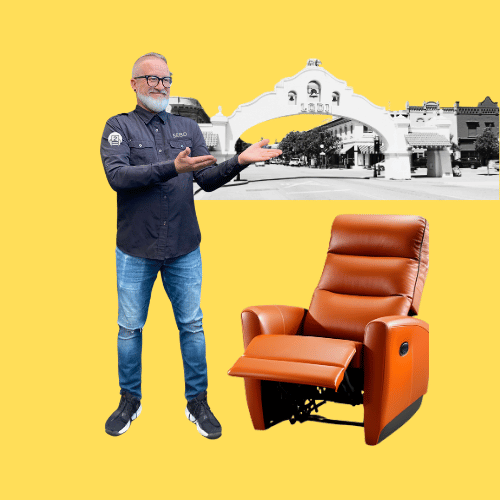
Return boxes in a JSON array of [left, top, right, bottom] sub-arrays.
[[169, 139, 193, 160], [129, 140, 155, 165]]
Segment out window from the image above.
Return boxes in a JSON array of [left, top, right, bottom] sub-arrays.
[[485, 122, 495, 128], [363, 125, 372, 133], [461, 151, 475, 160], [288, 91, 297, 105], [332, 92, 340, 105], [467, 122, 479, 137]]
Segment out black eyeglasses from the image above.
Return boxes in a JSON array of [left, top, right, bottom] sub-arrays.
[[134, 74, 173, 87]]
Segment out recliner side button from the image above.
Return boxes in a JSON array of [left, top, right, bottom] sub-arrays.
[[400, 342, 409, 356]]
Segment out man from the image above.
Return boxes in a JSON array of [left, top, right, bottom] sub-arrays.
[[100, 52, 281, 439]]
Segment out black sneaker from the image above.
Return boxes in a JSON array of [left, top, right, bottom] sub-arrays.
[[105, 392, 142, 436], [185, 391, 222, 439]]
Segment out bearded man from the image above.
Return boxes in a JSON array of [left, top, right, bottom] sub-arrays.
[[100, 52, 281, 439]]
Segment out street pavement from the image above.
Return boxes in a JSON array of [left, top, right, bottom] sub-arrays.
[[194, 164, 499, 200]]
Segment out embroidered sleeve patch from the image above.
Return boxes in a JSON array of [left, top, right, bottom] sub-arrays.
[[108, 132, 123, 146]]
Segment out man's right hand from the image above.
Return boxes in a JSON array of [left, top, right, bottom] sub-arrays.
[[175, 147, 217, 174]]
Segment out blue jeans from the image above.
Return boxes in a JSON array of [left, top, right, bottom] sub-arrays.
[[115, 246, 207, 401]]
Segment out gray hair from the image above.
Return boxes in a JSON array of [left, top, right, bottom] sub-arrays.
[[132, 52, 168, 77]]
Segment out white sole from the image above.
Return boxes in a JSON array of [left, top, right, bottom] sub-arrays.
[[118, 405, 142, 435], [185, 407, 209, 437]]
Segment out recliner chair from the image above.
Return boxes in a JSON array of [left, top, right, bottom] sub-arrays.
[[228, 214, 429, 445]]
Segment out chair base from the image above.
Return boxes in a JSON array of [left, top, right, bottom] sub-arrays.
[[376, 395, 423, 444], [258, 377, 423, 445]]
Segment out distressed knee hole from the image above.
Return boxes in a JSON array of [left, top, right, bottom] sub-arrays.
[[178, 319, 204, 335], [118, 327, 142, 340]]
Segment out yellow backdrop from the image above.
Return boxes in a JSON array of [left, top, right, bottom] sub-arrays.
[[1, 0, 498, 498]]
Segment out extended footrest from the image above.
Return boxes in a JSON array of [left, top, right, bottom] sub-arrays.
[[228, 335, 357, 391]]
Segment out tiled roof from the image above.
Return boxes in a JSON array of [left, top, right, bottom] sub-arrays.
[[405, 133, 450, 147], [202, 131, 219, 147]]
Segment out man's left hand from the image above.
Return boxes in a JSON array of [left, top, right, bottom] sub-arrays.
[[238, 139, 282, 166]]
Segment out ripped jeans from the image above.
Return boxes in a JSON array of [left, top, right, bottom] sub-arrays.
[[115, 246, 207, 401]]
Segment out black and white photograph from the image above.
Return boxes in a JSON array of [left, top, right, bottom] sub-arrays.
[[164, 60, 499, 201]]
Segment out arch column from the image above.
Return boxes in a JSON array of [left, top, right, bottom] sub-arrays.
[[210, 108, 232, 163], [384, 152, 412, 180], [384, 116, 412, 180]]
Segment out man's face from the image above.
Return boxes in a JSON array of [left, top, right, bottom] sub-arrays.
[[131, 57, 171, 113]]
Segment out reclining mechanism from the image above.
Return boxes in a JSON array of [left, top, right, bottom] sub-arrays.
[[229, 214, 430, 445], [263, 367, 365, 428]]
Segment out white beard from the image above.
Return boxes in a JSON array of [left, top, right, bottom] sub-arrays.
[[137, 92, 169, 113]]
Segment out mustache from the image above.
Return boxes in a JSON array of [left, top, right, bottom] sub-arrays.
[[149, 90, 168, 95]]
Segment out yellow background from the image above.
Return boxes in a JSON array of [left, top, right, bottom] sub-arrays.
[[1, 0, 499, 498]]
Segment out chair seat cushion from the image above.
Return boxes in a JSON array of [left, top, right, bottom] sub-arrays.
[[228, 335, 357, 391]]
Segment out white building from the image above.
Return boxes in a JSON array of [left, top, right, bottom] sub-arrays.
[[312, 117, 383, 168]]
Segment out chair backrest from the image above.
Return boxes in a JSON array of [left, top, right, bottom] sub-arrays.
[[303, 214, 429, 342]]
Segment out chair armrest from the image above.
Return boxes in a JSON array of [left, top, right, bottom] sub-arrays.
[[241, 305, 308, 348], [366, 315, 429, 333], [363, 315, 429, 445]]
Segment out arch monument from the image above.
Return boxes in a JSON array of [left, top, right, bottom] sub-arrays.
[[199, 59, 452, 180]]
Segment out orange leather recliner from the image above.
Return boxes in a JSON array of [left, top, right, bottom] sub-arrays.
[[228, 214, 429, 445]]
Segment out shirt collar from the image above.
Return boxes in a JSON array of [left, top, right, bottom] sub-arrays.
[[134, 104, 168, 124]]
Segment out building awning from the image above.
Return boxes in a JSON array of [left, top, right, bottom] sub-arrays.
[[358, 144, 374, 154], [356, 143, 387, 154], [341, 145, 354, 155], [405, 133, 451, 147], [202, 131, 219, 147]]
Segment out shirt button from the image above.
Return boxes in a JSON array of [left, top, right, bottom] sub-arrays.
[[155, 129, 159, 132], [164, 195, 167, 199], [139, 144, 142, 147], [163, 221, 167, 225], [159, 149, 162, 153]]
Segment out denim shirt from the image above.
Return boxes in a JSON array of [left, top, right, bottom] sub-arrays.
[[101, 105, 246, 260]]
